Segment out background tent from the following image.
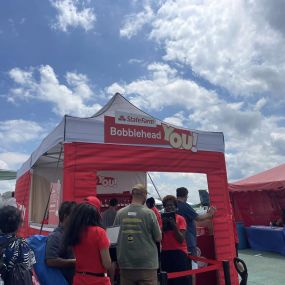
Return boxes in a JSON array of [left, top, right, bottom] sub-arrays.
[[229, 164, 285, 226], [0, 169, 17, 180]]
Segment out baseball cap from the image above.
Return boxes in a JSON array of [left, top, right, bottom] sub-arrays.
[[132, 184, 148, 197], [84, 196, 101, 210]]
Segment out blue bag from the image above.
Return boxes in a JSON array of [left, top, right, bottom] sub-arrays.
[[26, 235, 68, 285]]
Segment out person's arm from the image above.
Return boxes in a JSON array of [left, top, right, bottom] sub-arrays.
[[195, 206, 216, 222], [45, 232, 75, 268], [46, 258, 76, 268], [100, 248, 112, 271]]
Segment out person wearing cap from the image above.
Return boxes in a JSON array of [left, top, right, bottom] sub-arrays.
[[63, 197, 112, 285], [114, 184, 162, 285]]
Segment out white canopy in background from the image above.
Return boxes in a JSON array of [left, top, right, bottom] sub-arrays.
[[0, 169, 17, 181]]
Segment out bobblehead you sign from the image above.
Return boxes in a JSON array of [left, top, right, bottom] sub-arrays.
[[104, 112, 198, 152], [96, 171, 146, 194]]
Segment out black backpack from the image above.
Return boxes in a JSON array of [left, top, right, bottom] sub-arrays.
[[0, 237, 17, 277], [0, 237, 33, 285]]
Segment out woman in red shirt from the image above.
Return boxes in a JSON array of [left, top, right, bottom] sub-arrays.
[[161, 195, 191, 285], [63, 198, 112, 285]]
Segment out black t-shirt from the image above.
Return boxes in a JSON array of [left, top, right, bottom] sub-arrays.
[[45, 226, 74, 284]]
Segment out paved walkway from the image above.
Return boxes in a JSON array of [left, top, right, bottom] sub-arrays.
[[238, 249, 285, 285]]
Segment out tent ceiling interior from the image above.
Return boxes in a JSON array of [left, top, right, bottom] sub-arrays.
[[32, 144, 64, 169]]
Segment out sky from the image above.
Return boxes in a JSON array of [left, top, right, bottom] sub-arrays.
[[0, 0, 285, 203]]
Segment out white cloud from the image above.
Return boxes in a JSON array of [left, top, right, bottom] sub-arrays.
[[65, 72, 93, 99], [106, 83, 126, 96], [120, 5, 154, 38], [0, 160, 8, 169], [163, 112, 185, 127], [153, 0, 285, 97], [0, 180, 16, 194], [123, 0, 285, 99], [50, 0, 96, 32], [9, 68, 33, 84], [148, 172, 208, 203], [8, 65, 101, 117], [0, 152, 29, 171], [107, 62, 285, 181], [0, 120, 45, 146], [107, 62, 219, 113]]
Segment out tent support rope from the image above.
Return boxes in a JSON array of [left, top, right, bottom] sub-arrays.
[[147, 173, 162, 200]]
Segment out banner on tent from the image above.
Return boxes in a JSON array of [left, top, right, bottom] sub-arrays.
[[104, 114, 198, 152], [96, 171, 146, 194], [48, 181, 61, 225]]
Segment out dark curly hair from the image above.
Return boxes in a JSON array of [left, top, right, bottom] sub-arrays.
[[0, 206, 22, 234], [162, 195, 177, 208], [58, 201, 77, 223], [63, 203, 104, 247], [146, 197, 155, 209]]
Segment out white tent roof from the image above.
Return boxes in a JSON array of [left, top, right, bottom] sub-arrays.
[[18, 93, 225, 178]]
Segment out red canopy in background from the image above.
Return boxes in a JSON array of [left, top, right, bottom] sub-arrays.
[[229, 163, 285, 192], [229, 164, 285, 226]]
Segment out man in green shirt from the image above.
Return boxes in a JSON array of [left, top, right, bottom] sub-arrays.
[[114, 184, 162, 285]]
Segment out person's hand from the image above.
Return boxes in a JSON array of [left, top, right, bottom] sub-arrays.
[[207, 206, 216, 217], [168, 217, 177, 229]]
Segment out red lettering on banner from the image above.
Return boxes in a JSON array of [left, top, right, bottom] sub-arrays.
[[97, 175, 117, 187]]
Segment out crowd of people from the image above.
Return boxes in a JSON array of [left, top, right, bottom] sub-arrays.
[[0, 185, 216, 285]]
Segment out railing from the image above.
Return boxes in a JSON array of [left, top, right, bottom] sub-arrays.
[[159, 254, 232, 285]]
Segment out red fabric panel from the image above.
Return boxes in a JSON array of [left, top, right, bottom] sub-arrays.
[[14, 171, 31, 237], [64, 142, 225, 173], [63, 143, 97, 202], [197, 235, 217, 285], [208, 170, 238, 285], [63, 142, 238, 285], [229, 163, 285, 192], [231, 191, 285, 226]]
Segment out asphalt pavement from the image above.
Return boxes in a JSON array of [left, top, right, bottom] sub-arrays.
[[238, 249, 285, 285]]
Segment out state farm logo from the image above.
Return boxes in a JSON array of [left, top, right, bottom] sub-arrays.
[[97, 175, 117, 187], [115, 111, 157, 127], [163, 124, 198, 152], [118, 115, 127, 122]]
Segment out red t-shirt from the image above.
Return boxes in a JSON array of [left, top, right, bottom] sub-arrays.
[[161, 214, 188, 254], [73, 226, 111, 285], [152, 207, 163, 228]]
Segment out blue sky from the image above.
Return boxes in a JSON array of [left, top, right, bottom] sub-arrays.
[[0, 0, 285, 202]]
